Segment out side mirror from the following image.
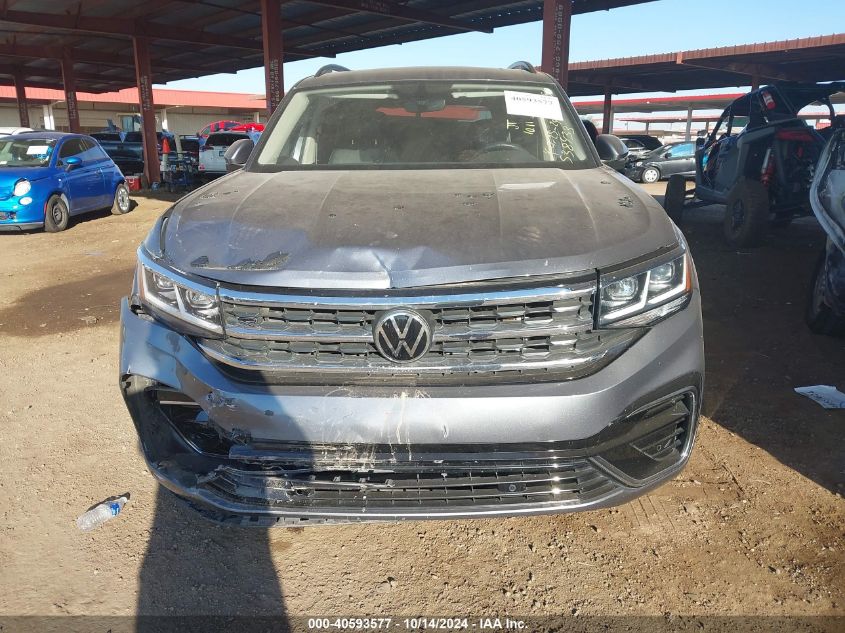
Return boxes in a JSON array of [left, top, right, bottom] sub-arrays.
[[64, 156, 81, 170], [696, 137, 706, 149], [594, 134, 629, 162], [594, 134, 629, 172], [224, 138, 255, 172], [664, 152, 673, 159]]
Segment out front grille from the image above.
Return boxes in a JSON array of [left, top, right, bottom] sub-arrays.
[[200, 460, 620, 511], [200, 280, 639, 383]]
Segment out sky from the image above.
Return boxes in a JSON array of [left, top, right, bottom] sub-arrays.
[[158, 0, 845, 96]]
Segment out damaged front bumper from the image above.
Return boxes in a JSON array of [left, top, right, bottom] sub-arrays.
[[119, 295, 704, 526]]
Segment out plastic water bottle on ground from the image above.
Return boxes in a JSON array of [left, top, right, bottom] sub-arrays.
[[76, 495, 128, 531]]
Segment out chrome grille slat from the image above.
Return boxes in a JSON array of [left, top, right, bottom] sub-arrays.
[[203, 280, 637, 381]]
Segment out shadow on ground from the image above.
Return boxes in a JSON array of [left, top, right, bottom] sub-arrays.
[[670, 202, 845, 496], [135, 489, 291, 632], [0, 266, 134, 337]]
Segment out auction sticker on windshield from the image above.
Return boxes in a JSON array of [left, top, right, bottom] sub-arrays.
[[504, 91, 563, 121]]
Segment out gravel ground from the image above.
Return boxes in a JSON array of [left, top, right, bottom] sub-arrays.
[[0, 183, 843, 631]]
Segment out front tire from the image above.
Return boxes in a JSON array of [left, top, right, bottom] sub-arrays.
[[111, 183, 132, 215], [664, 174, 687, 224], [641, 166, 660, 184], [806, 249, 845, 336], [723, 178, 769, 248], [44, 195, 69, 232]]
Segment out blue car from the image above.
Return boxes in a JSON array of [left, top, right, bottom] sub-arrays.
[[0, 131, 131, 232]]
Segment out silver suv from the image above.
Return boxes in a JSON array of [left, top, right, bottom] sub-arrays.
[[120, 65, 704, 525]]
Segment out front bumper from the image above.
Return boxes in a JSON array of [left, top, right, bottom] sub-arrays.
[[119, 293, 704, 526], [623, 165, 645, 181]]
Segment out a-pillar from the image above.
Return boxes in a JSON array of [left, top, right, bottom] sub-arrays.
[[260, 0, 284, 115], [13, 70, 30, 128], [602, 85, 613, 134], [60, 52, 81, 133], [541, 0, 573, 91], [132, 36, 161, 186]]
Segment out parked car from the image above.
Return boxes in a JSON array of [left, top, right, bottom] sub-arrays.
[[198, 131, 251, 178], [121, 64, 703, 525], [807, 125, 845, 335], [197, 120, 241, 144], [92, 130, 175, 176], [620, 134, 662, 152], [0, 131, 131, 232], [0, 126, 34, 136], [664, 82, 845, 247], [620, 135, 662, 161], [624, 141, 697, 183]]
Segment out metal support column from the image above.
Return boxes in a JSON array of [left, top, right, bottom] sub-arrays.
[[684, 105, 693, 141], [750, 72, 760, 91], [43, 104, 55, 130], [60, 52, 80, 133], [602, 85, 613, 134], [541, 0, 573, 91], [13, 70, 30, 128], [260, 0, 284, 115], [132, 36, 161, 186]]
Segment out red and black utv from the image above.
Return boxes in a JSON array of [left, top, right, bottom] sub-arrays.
[[664, 82, 845, 247]]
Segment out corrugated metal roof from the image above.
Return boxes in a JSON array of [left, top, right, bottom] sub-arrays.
[[564, 33, 845, 96], [0, 0, 655, 93]]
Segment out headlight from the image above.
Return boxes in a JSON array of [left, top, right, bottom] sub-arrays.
[[598, 252, 692, 327], [13, 179, 31, 197], [137, 249, 222, 335]]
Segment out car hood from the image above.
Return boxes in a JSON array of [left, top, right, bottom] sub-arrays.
[[161, 167, 678, 289], [0, 166, 50, 198]]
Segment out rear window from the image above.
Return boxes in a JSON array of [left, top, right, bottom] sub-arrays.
[[206, 133, 248, 146]]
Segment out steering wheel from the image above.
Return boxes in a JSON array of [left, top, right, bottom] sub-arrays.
[[480, 142, 523, 154]]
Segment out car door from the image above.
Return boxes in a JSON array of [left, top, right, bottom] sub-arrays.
[[79, 138, 113, 207], [57, 138, 102, 213]]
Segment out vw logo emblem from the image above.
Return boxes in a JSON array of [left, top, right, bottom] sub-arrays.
[[373, 309, 432, 363]]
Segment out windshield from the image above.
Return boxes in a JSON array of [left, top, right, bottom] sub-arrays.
[[254, 81, 594, 170], [0, 138, 56, 167]]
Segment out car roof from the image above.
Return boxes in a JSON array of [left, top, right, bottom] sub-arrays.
[[5, 130, 79, 141], [295, 66, 557, 90]]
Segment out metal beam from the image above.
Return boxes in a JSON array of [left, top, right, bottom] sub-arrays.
[[12, 69, 29, 128], [0, 64, 123, 85], [297, 0, 491, 33], [676, 56, 801, 83], [0, 8, 272, 53], [0, 43, 241, 75], [542, 0, 573, 91], [132, 37, 161, 186], [60, 52, 80, 133], [261, 0, 284, 114]]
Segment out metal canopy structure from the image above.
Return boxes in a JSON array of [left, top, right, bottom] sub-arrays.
[[2, 0, 656, 184], [0, 0, 653, 93], [565, 33, 845, 97]]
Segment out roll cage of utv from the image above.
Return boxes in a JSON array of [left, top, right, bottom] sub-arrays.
[[663, 82, 845, 247]]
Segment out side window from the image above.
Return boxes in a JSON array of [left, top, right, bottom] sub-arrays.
[[674, 143, 695, 157], [79, 139, 109, 162], [58, 138, 85, 160]]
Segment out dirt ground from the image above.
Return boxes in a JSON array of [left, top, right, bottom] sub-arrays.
[[0, 182, 843, 631]]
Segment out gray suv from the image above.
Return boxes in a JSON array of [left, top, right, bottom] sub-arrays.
[[120, 65, 704, 525]]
